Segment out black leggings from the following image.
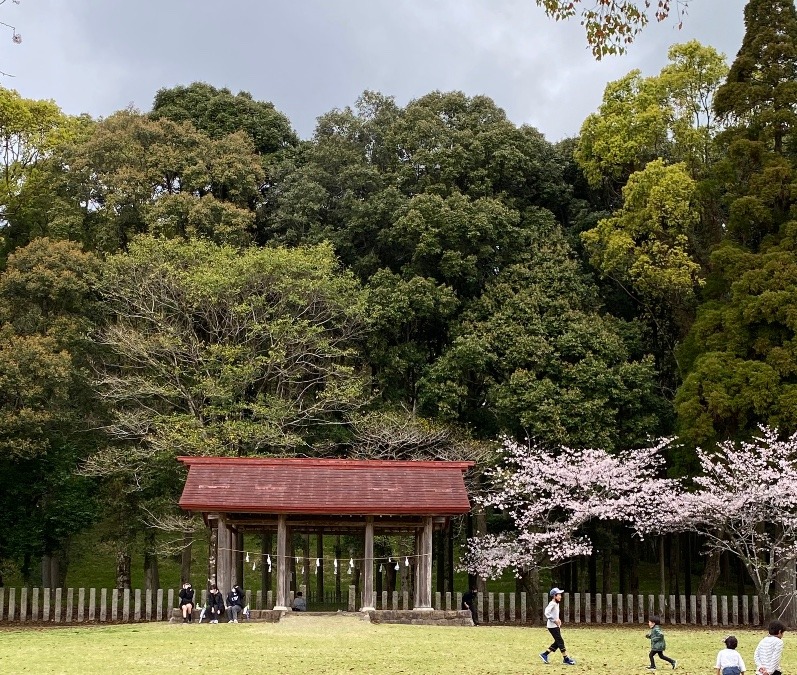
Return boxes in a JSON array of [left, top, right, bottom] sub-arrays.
[[548, 627, 566, 652], [649, 650, 675, 667]]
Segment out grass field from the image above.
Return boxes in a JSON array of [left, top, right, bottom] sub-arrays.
[[0, 617, 789, 675]]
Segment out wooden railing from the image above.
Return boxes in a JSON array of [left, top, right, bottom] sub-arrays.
[[0, 587, 763, 625]]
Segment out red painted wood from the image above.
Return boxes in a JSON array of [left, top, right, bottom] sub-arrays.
[[178, 457, 473, 515]]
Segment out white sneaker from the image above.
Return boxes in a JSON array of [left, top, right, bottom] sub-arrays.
[[228, 619, 233, 623], [210, 619, 218, 624], [233, 619, 238, 623]]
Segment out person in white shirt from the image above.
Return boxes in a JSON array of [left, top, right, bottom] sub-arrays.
[[539, 587, 576, 666], [715, 634, 746, 675], [754, 620, 786, 675]]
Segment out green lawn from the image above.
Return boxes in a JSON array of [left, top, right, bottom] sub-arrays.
[[0, 617, 788, 674]]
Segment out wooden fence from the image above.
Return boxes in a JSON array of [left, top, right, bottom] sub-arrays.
[[0, 587, 763, 626]]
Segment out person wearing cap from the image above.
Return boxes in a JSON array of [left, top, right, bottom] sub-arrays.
[[715, 634, 746, 675], [539, 587, 576, 666]]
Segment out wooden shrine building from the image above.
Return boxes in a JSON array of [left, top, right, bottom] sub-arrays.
[[178, 457, 473, 612]]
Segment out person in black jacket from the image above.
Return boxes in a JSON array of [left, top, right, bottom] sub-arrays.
[[179, 582, 195, 623], [207, 585, 225, 624], [226, 585, 245, 623], [462, 586, 479, 626]]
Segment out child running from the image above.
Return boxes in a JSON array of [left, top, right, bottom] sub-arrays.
[[645, 615, 677, 670], [539, 587, 576, 666], [716, 634, 746, 675]]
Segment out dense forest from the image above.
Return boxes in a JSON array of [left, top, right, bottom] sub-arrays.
[[3, 0, 797, 623]]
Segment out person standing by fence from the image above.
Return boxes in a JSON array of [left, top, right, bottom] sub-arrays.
[[540, 588, 576, 666], [754, 620, 786, 675], [462, 586, 478, 626]]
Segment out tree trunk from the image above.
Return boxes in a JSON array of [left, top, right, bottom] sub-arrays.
[[518, 566, 542, 624], [116, 547, 132, 590], [774, 556, 797, 625], [697, 547, 721, 596], [659, 536, 666, 598], [602, 548, 612, 595], [476, 505, 488, 599], [447, 522, 454, 594], [144, 531, 159, 592], [684, 535, 692, 600], [588, 551, 598, 595], [629, 538, 640, 595], [181, 533, 193, 584]]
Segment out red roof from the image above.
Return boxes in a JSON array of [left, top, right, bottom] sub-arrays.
[[178, 457, 474, 515]]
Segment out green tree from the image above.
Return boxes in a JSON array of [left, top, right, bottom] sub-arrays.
[[676, 0, 797, 444], [151, 82, 298, 156], [0, 237, 101, 584], [421, 215, 663, 448], [83, 237, 369, 582], [45, 110, 264, 252]]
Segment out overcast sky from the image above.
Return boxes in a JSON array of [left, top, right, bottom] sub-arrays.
[[2, 0, 746, 142]]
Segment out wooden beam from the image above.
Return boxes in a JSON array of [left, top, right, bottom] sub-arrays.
[[416, 516, 434, 610]]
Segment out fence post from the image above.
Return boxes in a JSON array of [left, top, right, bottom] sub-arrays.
[[606, 594, 613, 624], [595, 593, 602, 623], [638, 595, 645, 623], [690, 595, 696, 624], [145, 589, 151, 621], [488, 592, 494, 623], [563, 593, 569, 623], [574, 593, 580, 624], [752, 596, 760, 626], [32, 587, 39, 622], [679, 594, 686, 624], [627, 594, 633, 624], [742, 596, 749, 625], [700, 595, 707, 625], [509, 592, 516, 622], [732, 595, 739, 625], [721, 596, 728, 626], [19, 588, 27, 623], [348, 585, 355, 612], [55, 588, 63, 623], [267, 590, 272, 609], [8, 588, 16, 622], [77, 588, 85, 622], [89, 588, 96, 621], [123, 588, 131, 622], [134, 589, 142, 621], [255, 590, 262, 610], [648, 594, 655, 622], [111, 590, 118, 621], [402, 590, 409, 610], [711, 595, 718, 625], [43, 588, 50, 622], [616, 594, 623, 624], [445, 591, 451, 611], [157, 589, 164, 621], [658, 594, 666, 621], [166, 589, 174, 618], [520, 592, 527, 623], [100, 589, 108, 622], [65, 588, 73, 623], [0, 586, 5, 621], [585, 593, 591, 623], [435, 591, 441, 611]]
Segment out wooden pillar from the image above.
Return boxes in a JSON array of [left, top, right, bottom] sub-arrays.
[[217, 518, 233, 594], [361, 517, 375, 611], [274, 515, 289, 610], [207, 515, 219, 591], [234, 529, 244, 588], [446, 521, 455, 594], [416, 517, 434, 611]]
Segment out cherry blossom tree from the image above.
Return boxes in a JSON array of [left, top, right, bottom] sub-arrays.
[[462, 437, 682, 579], [680, 427, 797, 622]]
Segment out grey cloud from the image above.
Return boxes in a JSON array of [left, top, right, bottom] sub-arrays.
[[8, 0, 747, 141]]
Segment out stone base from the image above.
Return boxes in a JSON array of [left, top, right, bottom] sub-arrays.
[[365, 609, 474, 626], [170, 608, 283, 623]]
